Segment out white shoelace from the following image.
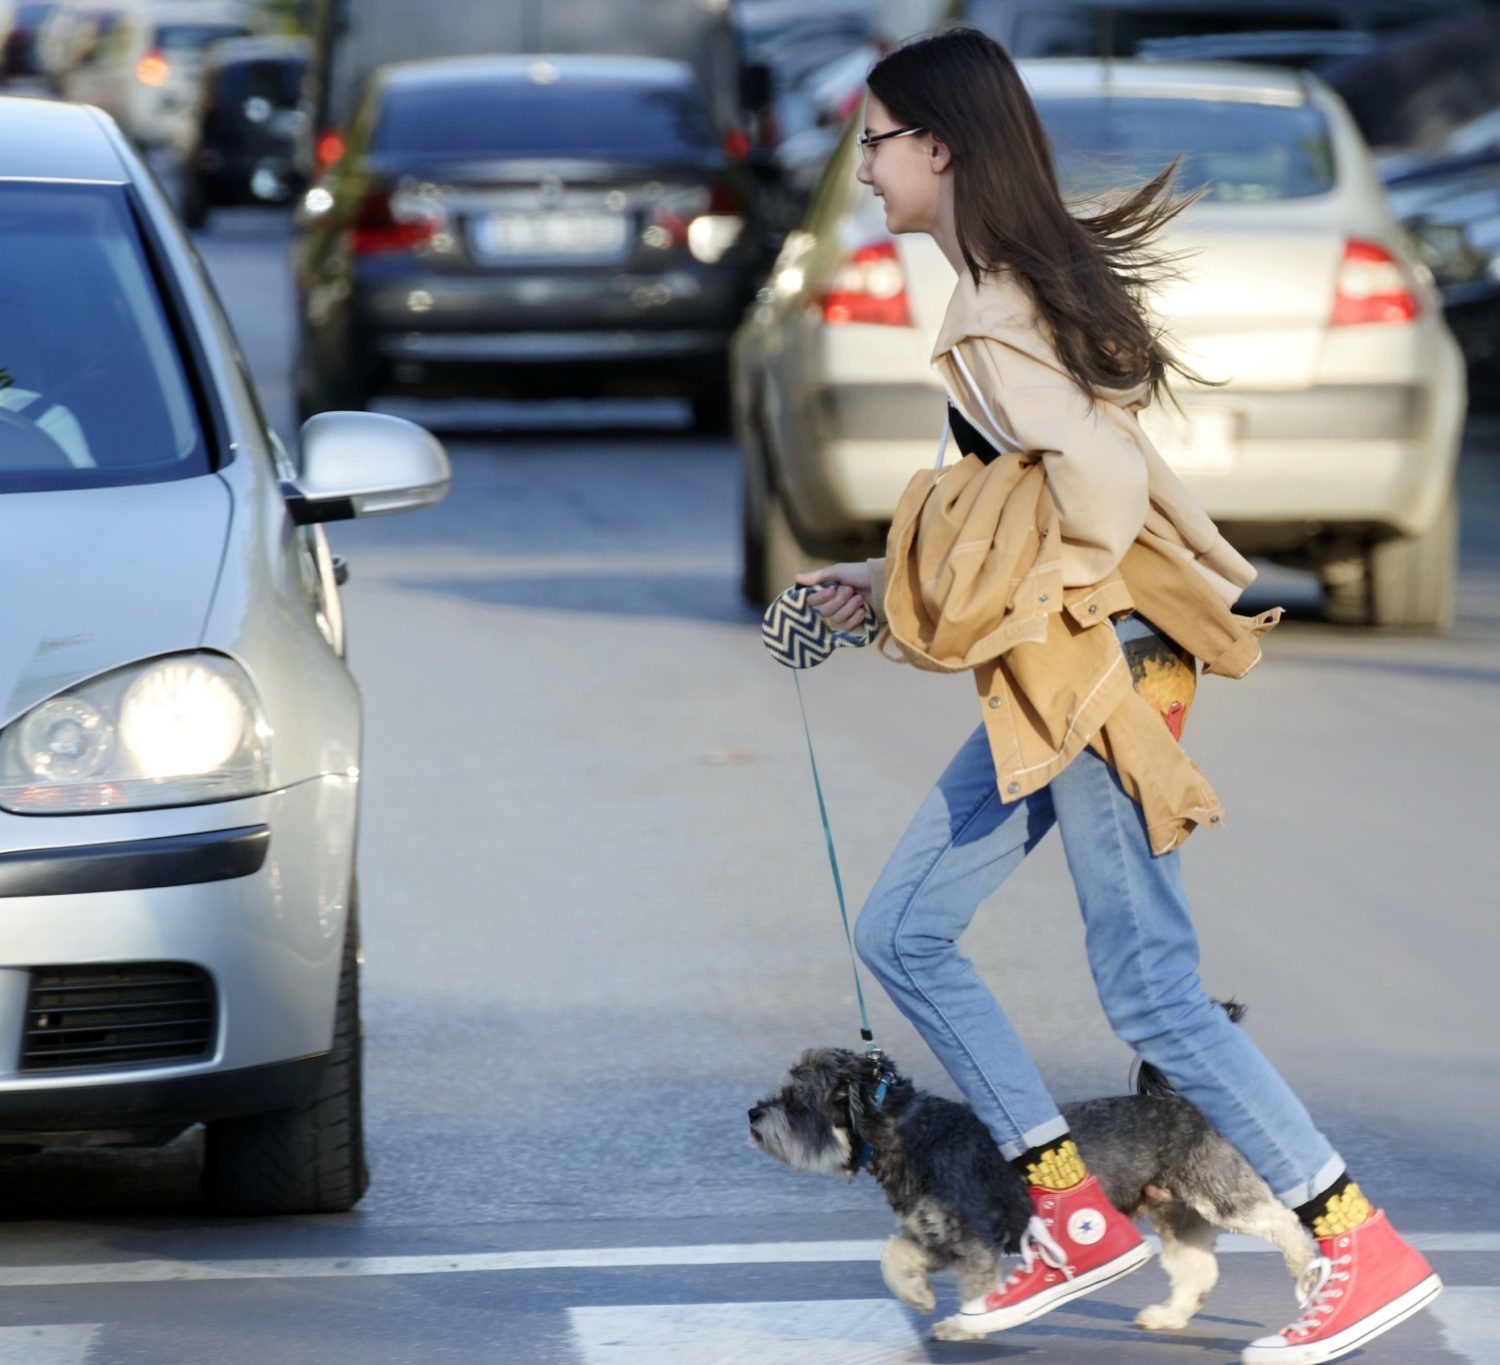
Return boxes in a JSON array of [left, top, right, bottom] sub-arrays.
[[1002, 1215, 1075, 1288], [1287, 1254, 1352, 1335]]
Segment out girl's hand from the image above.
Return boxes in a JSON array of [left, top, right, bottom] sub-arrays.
[[795, 564, 872, 630]]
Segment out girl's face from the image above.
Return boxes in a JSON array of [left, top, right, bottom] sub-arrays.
[[855, 93, 951, 236]]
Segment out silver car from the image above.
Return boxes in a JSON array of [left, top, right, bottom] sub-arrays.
[[733, 60, 1467, 628], [0, 96, 449, 1212]]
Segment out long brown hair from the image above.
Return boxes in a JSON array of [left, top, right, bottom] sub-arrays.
[[867, 26, 1202, 404]]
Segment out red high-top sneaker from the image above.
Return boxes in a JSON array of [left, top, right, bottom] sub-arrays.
[[954, 1175, 1151, 1334], [1242, 1210, 1441, 1364]]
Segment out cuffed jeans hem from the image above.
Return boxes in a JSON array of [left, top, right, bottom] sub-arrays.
[[1275, 1151, 1348, 1210], [997, 1113, 1072, 1162]]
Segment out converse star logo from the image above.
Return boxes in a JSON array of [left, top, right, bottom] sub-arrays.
[[1068, 1207, 1107, 1245]]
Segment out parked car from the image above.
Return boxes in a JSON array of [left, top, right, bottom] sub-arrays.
[[59, 0, 251, 150], [1384, 147, 1500, 401], [1, 2, 56, 78], [291, 54, 771, 428], [33, 1, 120, 92], [946, 0, 1479, 58], [732, 61, 1467, 628], [180, 35, 308, 229], [0, 94, 450, 1212]]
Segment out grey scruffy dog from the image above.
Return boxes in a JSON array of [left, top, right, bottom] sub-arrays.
[[748, 1021, 1314, 1340]]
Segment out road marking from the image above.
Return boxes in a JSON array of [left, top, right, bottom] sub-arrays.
[[1432, 1287, 1500, 1363], [0, 1325, 98, 1365], [569, 1299, 920, 1364], [0, 1234, 1490, 1288]]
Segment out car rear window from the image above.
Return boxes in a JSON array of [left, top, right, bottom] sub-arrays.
[[154, 23, 248, 53], [969, 0, 1462, 55], [1036, 97, 1337, 202], [218, 56, 305, 107], [371, 75, 720, 159], [0, 183, 210, 493]]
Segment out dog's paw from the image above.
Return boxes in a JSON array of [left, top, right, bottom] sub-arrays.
[[932, 1315, 989, 1342], [1135, 1304, 1191, 1332], [894, 1284, 936, 1315]]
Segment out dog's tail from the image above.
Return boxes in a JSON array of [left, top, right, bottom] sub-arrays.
[[1132, 999, 1247, 1098]]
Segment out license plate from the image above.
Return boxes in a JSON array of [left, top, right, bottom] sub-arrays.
[[1139, 408, 1238, 471], [471, 211, 628, 260]]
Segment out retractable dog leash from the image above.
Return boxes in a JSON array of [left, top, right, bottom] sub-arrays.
[[761, 583, 895, 1167]]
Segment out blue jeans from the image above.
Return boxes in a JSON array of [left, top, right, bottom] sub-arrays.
[[854, 615, 1342, 1208]]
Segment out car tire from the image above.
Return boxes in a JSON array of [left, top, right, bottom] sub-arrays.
[[1319, 488, 1457, 631], [741, 449, 810, 607], [690, 382, 732, 434], [201, 888, 369, 1216], [179, 173, 209, 231], [1368, 487, 1457, 632]]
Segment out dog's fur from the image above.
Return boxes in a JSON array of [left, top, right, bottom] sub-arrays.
[[748, 1046, 1313, 1340]]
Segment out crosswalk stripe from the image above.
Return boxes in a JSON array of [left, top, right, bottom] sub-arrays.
[[569, 1299, 920, 1365], [0, 1233, 1490, 1288], [0, 1325, 99, 1365], [1432, 1287, 1500, 1363]]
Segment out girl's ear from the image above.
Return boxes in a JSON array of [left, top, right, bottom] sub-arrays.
[[929, 136, 953, 174]]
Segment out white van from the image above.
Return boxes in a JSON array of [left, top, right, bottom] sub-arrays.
[[60, 0, 251, 150]]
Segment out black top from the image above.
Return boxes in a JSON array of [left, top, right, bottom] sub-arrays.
[[948, 403, 1004, 464]]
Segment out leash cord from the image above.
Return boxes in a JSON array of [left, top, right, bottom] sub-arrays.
[[792, 670, 879, 1057]]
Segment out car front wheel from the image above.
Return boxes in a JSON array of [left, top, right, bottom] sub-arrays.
[[201, 888, 369, 1215]]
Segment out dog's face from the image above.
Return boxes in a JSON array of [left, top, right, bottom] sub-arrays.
[[747, 1048, 883, 1178]]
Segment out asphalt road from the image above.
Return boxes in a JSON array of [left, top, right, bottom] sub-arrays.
[[0, 209, 1496, 1365]]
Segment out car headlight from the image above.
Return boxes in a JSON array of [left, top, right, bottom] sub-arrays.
[[0, 653, 270, 814]]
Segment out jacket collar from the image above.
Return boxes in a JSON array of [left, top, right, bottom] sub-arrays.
[[931, 267, 1152, 413]]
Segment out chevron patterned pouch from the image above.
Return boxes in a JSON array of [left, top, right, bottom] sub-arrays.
[[762, 583, 878, 669]]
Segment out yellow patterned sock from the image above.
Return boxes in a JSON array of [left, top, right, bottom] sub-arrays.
[[1301, 1177, 1375, 1239], [1015, 1137, 1088, 1191]]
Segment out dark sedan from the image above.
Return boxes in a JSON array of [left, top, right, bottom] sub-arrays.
[[181, 36, 309, 229], [290, 54, 769, 428]]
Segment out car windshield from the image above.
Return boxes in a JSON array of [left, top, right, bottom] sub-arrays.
[[371, 75, 720, 159], [1036, 97, 1337, 202], [0, 183, 210, 493]]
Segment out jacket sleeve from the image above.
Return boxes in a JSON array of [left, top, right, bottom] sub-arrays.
[[951, 336, 1149, 585]]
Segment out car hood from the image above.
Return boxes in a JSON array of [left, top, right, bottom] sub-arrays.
[[0, 475, 232, 729]]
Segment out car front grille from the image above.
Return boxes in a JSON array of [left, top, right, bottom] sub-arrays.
[[20, 963, 216, 1073]]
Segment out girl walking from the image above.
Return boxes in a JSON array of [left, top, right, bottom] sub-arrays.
[[797, 27, 1440, 1364]]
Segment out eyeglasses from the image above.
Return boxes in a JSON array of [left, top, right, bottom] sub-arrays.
[[856, 125, 926, 169]]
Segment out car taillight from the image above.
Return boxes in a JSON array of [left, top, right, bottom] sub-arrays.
[[819, 241, 911, 326], [136, 49, 168, 87], [1329, 239, 1419, 327], [347, 190, 443, 255], [646, 181, 747, 263], [314, 128, 346, 173]]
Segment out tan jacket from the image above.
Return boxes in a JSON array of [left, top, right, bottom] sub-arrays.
[[867, 270, 1279, 854], [931, 268, 1258, 603]]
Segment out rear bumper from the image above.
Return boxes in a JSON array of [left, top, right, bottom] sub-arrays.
[[349, 263, 751, 397], [780, 372, 1463, 553], [377, 330, 732, 399]]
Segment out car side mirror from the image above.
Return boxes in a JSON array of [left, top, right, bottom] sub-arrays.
[[283, 411, 451, 524]]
